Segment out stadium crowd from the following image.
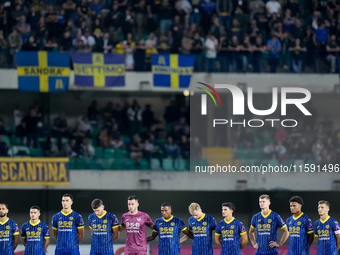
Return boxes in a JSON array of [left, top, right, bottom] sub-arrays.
[[0, 0, 339, 73]]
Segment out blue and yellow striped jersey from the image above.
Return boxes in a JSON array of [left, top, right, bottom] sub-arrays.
[[188, 213, 216, 255], [215, 217, 246, 255], [88, 211, 119, 254], [0, 218, 20, 254], [154, 215, 187, 255], [251, 210, 286, 255], [52, 210, 84, 250], [314, 216, 340, 255], [21, 220, 50, 255], [286, 213, 313, 255]]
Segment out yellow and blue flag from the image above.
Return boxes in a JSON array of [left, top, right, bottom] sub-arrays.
[[152, 54, 195, 88], [72, 53, 125, 87], [16, 51, 70, 92]]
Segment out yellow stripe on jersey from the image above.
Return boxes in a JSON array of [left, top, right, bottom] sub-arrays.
[[251, 225, 256, 229], [112, 225, 119, 229], [44, 237, 50, 239], [77, 226, 85, 229], [13, 233, 20, 235], [240, 231, 247, 235], [181, 227, 187, 231], [153, 229, 158, 232], [307, 230, 314, 234], [89, 226, 92, 229], [52, 227, 58, 230], [21, 237, 26, 239], [215, 233, 221, 236], [280, 224, 287, 229], [315, 234, 319, 237]]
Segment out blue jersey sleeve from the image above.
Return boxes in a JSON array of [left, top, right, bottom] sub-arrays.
[[12, 221, 19, 236], [239, 221, 246, 236], [314, 221, 319, 237], [211, 217, 217, 230], [111, 214, 119, 229], [331, 219, 340, 235], [276, 214, 286, 229], [52, 215, 58, 230], [215, 223, 221, 235], [306, 217, 314, 234], [76, 214, 85, 229], [44, 224, 50, 239], [251, 215, 256, 229], [88, 214, 93, 229], [21, 223, 26, 238], [188, 217, 192, 231], [179, 218, 187, 231], [153, 219, 159, 232]]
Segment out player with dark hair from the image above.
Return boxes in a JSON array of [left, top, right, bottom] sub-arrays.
[[180, 202, 216, 255], [21, 206, 50, 255], [249, 194, 289, 255], [215, 202, 248, 254], [314, 200, 340, 255], [119, 195, 154, 255], [52, 194, 84, 255], [88, 199, 119, 255], [147, 202, 192, 255], [286, 196, 314, 255], [0, 203, 20, 254]]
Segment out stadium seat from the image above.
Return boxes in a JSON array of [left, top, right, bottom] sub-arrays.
[[115, 148, 128, 158], [1, 135, 10, 145], [18, 146, 30, 156], [112, 158, 124, 170], [235, 148, 249, 159], [94, 147, 104, 158], [150, 158, 161, 170], [75, 158, 88, 169], [103, 148, 115, 159], [174, 158, 186, 171], [88, 159, 102, 170], [30, 148, 44, 157], [162, 158, 173, 171], [124, 158, 136, 170], [100, 158, 114, 170], [68, 158, 76, 169], [10, 136, 23, 146], [139, 159, 149, 170], [249, 149, 263, 159]]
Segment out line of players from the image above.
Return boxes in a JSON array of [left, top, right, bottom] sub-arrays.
[[1, 194, 340, 255]]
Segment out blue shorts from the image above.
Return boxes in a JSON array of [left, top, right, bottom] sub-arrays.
[[90, 252, 114, 255], [55, 249, 80, 255]]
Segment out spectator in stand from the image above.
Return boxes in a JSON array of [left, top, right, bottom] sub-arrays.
[[109, 123, 124, 150], [62, 0, 77, 21], [288, 38, 306, 73], [91, 0, 103, 19], [275, 141, 286, 161], [78, 115, 92, 135], [130, 133, 143, 164], [23, 108, 39, 148], [45, 5, 58, 37], [178, 135, 189, 159], [247, 19, 260, 45], [127, 100, 142, 136], [309, 10, 321, 30], [22, 35, 39, 51], [204, 32, 218, 72], [43, 36, 58, 51], [98, 32, 114, 53], [283, 0, 299, 18], [80, 137, 95, 159], [13, 104, 23, 129], [239, 35, 251, 72], [27, 6, 41, 32], [87, 100, 99, 124], [159, 0, 173, 35], [164, 100, 180, 125], [0, 135, 8, 156], [134, 38, 147, 71], [106, 1, 123, 35], [134, 0, 147, 37], [230, 18, 243, 42], [44, 137, 59, 157], [248, 0, 265, 20], [313, 21, 329, 73], [59, 137, 73, 157], [157, 35, 171, 54], [238, 128, 253, 148], [124, 33, 136, 71], [122, 9, 134, 38], [142, 104, 155, 129], [251, 36, 265, 73], [72, 123, 86, 146], [254, 6, 268, 41], [274, 127, 288, 143], [52, 113, 69, 140], [180, 31, 192, 54], [282, 9, 295, 33], [8, 28, 22, 68], [11, 4, 23, 28], [77, 0, 91, 23], [164, 136, 180, 159], [263, 142, 275, 159], [266, 33, 281, 73], [266, 0, 281, 17], [81, 28, 96, 53], [0, 30, 7, 67], [191, 31, 204, 71], [16, 15, 30, 43], [0, 118, 11, 137], [210, 15, 225, 41], [218, 33, 228, 72], [216, 0, 232, 31], [228, 35, 240, 72], [325, 34, 339, 73], [60, 31, 73, 52], [145, 40, 158, 71], [289, 18, 303, 41]]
